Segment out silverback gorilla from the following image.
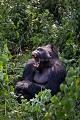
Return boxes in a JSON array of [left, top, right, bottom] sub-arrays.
[[15, 44, 66, 102]]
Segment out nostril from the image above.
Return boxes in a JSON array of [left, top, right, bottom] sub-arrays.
[[32, 52, 37, 58], [32, 53, 36, 58]]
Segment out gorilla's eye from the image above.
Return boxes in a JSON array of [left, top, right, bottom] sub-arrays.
[[37, 48, 43, 51]]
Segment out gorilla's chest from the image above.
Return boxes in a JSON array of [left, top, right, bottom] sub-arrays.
[[34, 69, 50, 84]]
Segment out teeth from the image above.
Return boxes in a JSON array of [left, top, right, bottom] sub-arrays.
[[34, 54, 36, 58], [36, 63, 39, 67], [33, 62, 39, 67], [33, 58, 40, 67]]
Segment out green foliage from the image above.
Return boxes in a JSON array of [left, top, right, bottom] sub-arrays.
[[0, 0, 80, 56], [0, 0, 80, 119], [0, 46, 80, 119]]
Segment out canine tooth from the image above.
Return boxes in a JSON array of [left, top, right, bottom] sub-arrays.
[[34, 54, 36, 57], [36, 63, 39, 67], [33, 63, 38, 67], [33, 64, 36, 67]]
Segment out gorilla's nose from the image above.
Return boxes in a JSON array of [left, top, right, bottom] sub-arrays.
[[32, 51, 38, 58], [32, 52, 36, 57]]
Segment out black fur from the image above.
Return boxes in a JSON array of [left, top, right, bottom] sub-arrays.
[[15, 44, 66, 102]]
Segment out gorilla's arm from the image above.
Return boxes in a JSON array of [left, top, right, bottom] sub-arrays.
[[26, 76, 59, 96], [15, 80, 45, 100], [45, 65, 66, 95], [15, 78, 59, 97], [20, 60, 36, 81]]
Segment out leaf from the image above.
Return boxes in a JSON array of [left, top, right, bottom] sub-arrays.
[[0, 61, 3, 70], [0, 65, 3, 71], [2, 53, 9, 61], [4, 44, 8, 52], [57, 108, 64, 119], [16, 31, 19, 38], [60, 83, 64, 91], [51, 95, 58, 103], [0, 71, 4, 80]]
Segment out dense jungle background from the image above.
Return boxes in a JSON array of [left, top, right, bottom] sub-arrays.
[[0, 0, 80, 120]]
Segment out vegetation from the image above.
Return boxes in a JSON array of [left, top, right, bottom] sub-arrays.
[[0, 0, 80, 119]]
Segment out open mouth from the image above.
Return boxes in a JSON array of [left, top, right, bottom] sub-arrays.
[[32, 54, 40, 67]]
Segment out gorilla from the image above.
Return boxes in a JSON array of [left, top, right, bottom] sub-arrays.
[[15, 44, 66, 102]]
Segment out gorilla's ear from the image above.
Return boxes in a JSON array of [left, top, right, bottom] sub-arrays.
[[47, 44, 58, 52], [46, 44, 53, 50], [47, 44, 59, 58]]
